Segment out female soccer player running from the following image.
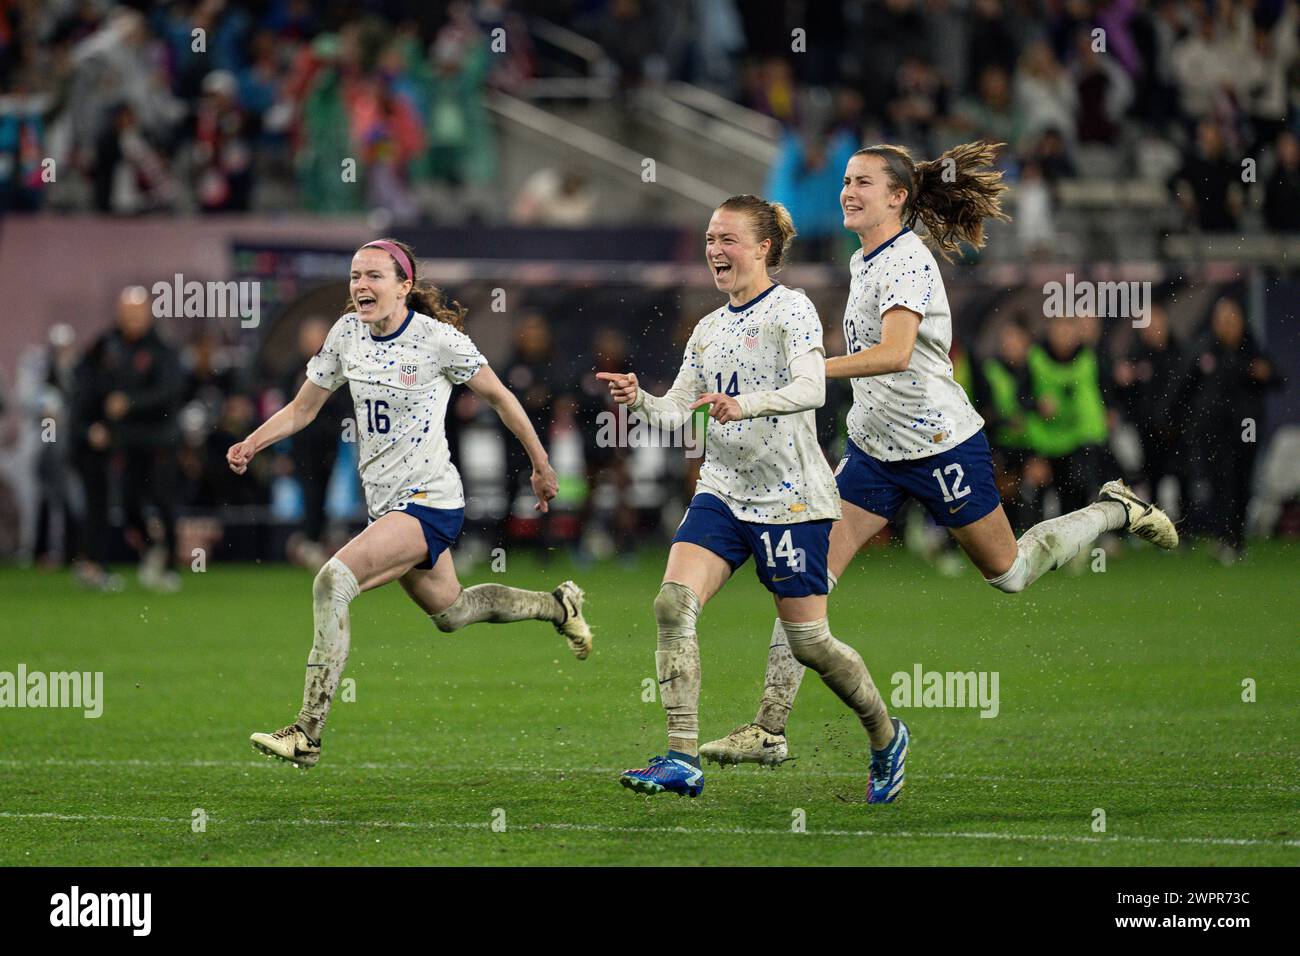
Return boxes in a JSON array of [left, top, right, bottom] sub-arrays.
[[227, 238, 592, 769], [598, 196, 906, 800], [700, 144, 1178, 797]]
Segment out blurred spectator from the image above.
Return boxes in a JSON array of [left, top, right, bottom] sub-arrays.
[[30, 324, 81, 568], [1235, 2, 1297, 154], [511, 168, 597, 226], [948, 64, 1022, 149], [977, 315, 1049, 528], [81, 286, 185, 591], [1170, 120, 1242, 232], [1110, 304, 1185, 509], [1014, 40, 1076, 151], [282, 318, 349, 569], [765, 119, 857, 261], [1170, 8, 1237, 122], [1263, 129, 1300, 232], [192, 70, 253, 212], [1030, 315, 1109, 514], [1070, 26, 1134, 146], [886, 56, 950, 154], [92, 101, 180, 214], [1183, 298, 1282, 561]]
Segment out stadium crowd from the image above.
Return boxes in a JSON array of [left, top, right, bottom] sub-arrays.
[[1, 0, 1298, 239]]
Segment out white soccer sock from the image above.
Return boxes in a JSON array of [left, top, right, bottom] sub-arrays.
[[430, 583, 562, 632], [753, 571, 836, 733], [296, 557, 359, 740], [987, 501, 1126, 593]]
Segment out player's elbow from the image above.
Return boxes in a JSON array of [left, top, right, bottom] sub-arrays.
[[887, 347, 913, 373]]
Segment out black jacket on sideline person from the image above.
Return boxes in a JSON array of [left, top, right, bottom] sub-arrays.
[[77, 326, 185, 448]]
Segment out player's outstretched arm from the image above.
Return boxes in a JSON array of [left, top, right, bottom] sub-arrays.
[[694, 349, 826, 424], [226, 380, 331, 475], [598, 356, 698, 431], [466, 364, 557, 512], [827, 306, 921, 379]]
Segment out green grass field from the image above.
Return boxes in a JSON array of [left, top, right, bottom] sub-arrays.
[[1, 541, 1297, 866]]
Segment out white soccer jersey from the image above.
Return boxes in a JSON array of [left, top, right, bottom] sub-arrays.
[[306, 309, 486, 518], [637, 284, 840, 524], [842, 228, 984, 460]]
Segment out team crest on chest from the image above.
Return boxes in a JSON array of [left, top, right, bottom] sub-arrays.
[[399, 363, 419, 387], [743, 325, 761, 351]]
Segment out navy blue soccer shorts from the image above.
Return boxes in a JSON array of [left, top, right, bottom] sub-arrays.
[[835, 429, 1000, 528], [672, 492, 831, 597], [387, 501, 465, 570]]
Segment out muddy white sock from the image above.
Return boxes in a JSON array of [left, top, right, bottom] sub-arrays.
[[754, 619, 805, 734], [988, 502, 1125, 593], [781, 618, 892, 750], [431, 583, 563, 631], [655, 581, 701, 756], [296, 557, 359, 740]]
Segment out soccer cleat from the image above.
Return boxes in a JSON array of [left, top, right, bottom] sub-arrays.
[[250, 724, 320, 769], [866, 717, 908, 804], [553, 580, 592, 659], [619, 755, 704, 797], [699, 723, 789, 767], [1098, 479, 1178, 550]]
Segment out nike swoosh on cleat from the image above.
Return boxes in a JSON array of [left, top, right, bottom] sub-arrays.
[[761, 739, 783, 748]]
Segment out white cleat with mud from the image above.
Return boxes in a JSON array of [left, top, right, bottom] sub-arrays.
[[1098, 479, 1179, 550], [553, 581, 592, 660], [250, 724, 320, 769], [700, 723, 789, 767]]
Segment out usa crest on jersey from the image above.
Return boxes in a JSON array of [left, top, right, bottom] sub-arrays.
[[399, 363, 419, 387], [743, 325, 760, 350]]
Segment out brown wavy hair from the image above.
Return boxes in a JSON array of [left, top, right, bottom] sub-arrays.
[[717, 194, 797, 272], [346, 237, 467, 331], [853, 141, 1010, 261]]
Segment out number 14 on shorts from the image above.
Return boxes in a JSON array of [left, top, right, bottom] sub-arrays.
[[760, 530, 805, 571]]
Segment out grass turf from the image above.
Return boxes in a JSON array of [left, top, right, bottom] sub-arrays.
[[1, 541, 1297, 866]]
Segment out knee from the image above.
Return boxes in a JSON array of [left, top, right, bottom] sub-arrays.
[[781, 619, 833, 668], [312, 561, 337, 604], [653, 581, 699, 636], [314, 556, 359, 606]]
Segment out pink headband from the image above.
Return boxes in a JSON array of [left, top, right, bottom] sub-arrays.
[[361, 240, 413, 281]]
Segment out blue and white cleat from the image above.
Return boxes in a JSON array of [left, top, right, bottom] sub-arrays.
[[866, 717, 908, 804], [619, 755, 704, 798]]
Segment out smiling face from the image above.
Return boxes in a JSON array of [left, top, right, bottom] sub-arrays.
[[350, 247, 411, 325], [841, 153, 907, 237], [705, 207, 769, 298]]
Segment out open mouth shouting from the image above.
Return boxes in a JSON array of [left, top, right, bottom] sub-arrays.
[[355, 293, 378, 315]]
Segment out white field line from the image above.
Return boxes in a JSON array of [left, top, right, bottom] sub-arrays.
[[0, 757, 1297, 794], [0, 810, 1297, 849]]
